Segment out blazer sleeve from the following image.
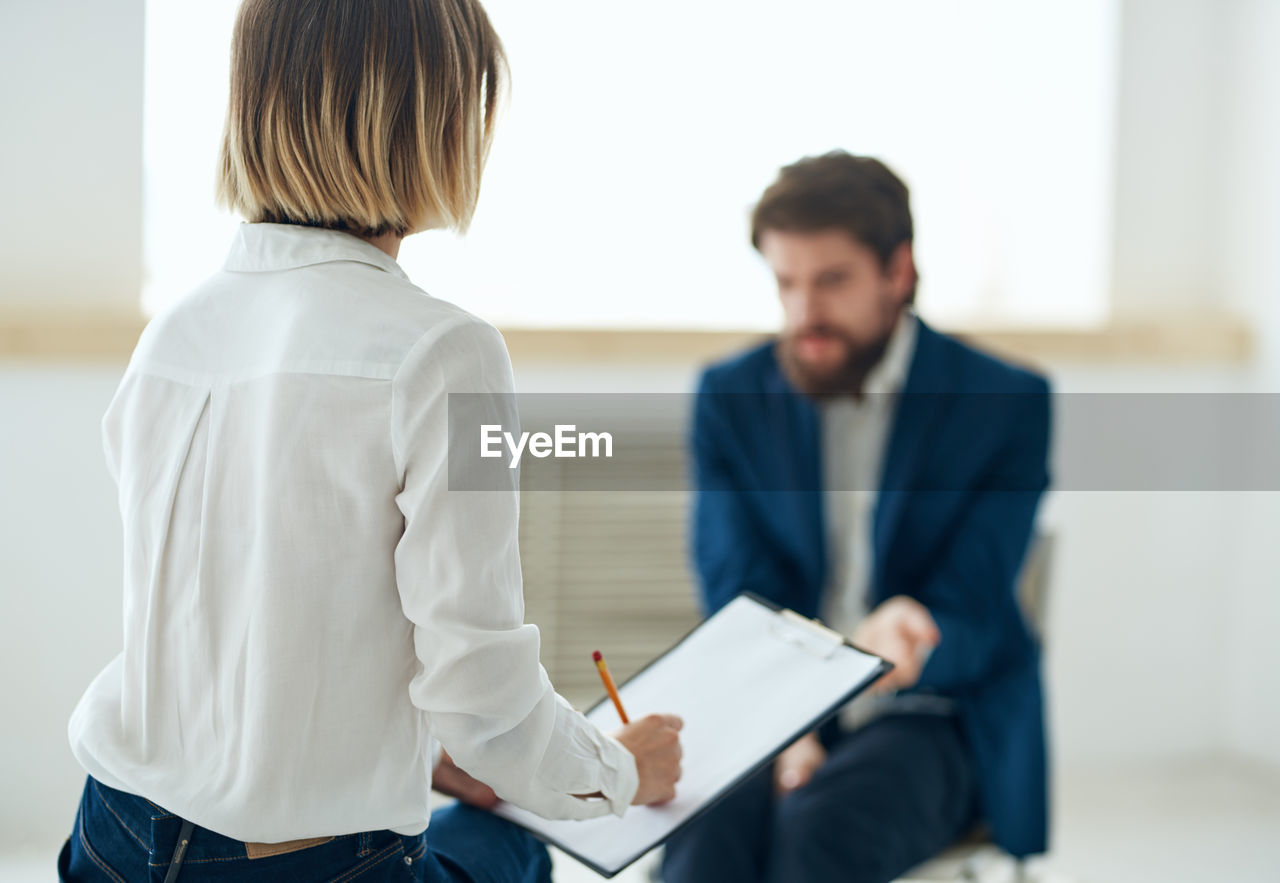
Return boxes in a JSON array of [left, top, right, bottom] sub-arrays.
[[915, 377, 1052, 692], [690, 371, 795, 615]]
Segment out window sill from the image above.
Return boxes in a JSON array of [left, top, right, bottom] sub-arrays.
[[500, 314, 1253, 367], [0, 308, 1254, 367]]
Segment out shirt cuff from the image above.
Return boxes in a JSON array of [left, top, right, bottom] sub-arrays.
[[544, 694, 638, 816], [593, 730, 639, 816]]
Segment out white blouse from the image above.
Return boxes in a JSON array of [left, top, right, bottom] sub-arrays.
[[68, 223, 638, 843]]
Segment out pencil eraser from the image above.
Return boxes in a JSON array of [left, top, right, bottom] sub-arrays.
[[592, 650, 602, 662]]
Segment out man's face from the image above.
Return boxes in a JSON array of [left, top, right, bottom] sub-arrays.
[[760, 228, 913, 397]]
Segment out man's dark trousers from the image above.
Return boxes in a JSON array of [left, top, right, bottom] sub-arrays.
[[661, 714, 976, 883]]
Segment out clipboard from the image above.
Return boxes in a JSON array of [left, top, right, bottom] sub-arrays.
[[492, 593, 891, 877]]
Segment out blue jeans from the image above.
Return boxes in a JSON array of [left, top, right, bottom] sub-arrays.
[[58, 777, 552, 882]]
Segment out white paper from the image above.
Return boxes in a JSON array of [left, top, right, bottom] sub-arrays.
[[493, 595, 885, 876]]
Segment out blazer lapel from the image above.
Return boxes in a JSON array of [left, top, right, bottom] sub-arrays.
[[873, 321, 959, 587], [764, 348, 826, 616]]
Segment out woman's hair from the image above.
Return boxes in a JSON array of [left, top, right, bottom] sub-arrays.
[[216, 0, 506, 237]]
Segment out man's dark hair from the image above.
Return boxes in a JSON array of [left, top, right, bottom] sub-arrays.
[[750, 151, 914, 270]]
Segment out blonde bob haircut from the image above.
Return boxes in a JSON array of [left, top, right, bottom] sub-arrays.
[[216, 0, 506, 237]]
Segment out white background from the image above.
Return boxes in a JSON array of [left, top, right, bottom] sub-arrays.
[[2, 0, 1279, 877]]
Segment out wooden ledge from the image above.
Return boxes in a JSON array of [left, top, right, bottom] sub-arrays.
[[0, 309, 1255, 367], [500, 316, 1254, 368], [0, 309, 149, 363]]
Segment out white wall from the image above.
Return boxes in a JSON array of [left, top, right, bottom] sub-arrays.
[[0, 0, 144, 308], [0, 367, 125, 852], [1102, 0, 1280, 769], [1218, 0, 1280, 768], [1109, 0, 1225, 313], [0, 0, 145, 853]]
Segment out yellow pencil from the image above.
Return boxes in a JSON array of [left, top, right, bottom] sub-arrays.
[[592, 650, 630, 724]]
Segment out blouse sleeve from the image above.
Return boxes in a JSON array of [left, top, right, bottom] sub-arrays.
[[389, 316, 637, 820]]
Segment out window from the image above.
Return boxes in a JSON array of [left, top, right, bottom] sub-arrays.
[[144, 0, 1118, 329]]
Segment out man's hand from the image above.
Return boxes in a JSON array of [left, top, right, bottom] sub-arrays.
[[432, 750, 499, 809], [774, 731, 825, 794], [853, 595, 941, 693], [613, 713, 684, 805]]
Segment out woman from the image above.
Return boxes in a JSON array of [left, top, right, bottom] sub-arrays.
[[58, 1, 683, 880]]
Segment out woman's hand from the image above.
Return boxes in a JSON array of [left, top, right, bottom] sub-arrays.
[[774, 731, 826, 794], [613, 713, 685, 805], [431, 750, 500, 809]]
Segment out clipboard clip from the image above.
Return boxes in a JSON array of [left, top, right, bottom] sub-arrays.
[[773, 609, 845, 660]]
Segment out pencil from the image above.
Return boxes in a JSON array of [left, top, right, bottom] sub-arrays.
[[592, 650, 630, 724]]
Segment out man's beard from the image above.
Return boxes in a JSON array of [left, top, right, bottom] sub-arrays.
[[776, 325, 893, 400]]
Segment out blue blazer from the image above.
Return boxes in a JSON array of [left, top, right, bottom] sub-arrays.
[[689, 318, 1051, 857]]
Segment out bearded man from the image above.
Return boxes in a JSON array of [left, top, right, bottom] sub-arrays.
[[662, 152, 1052, 883]]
